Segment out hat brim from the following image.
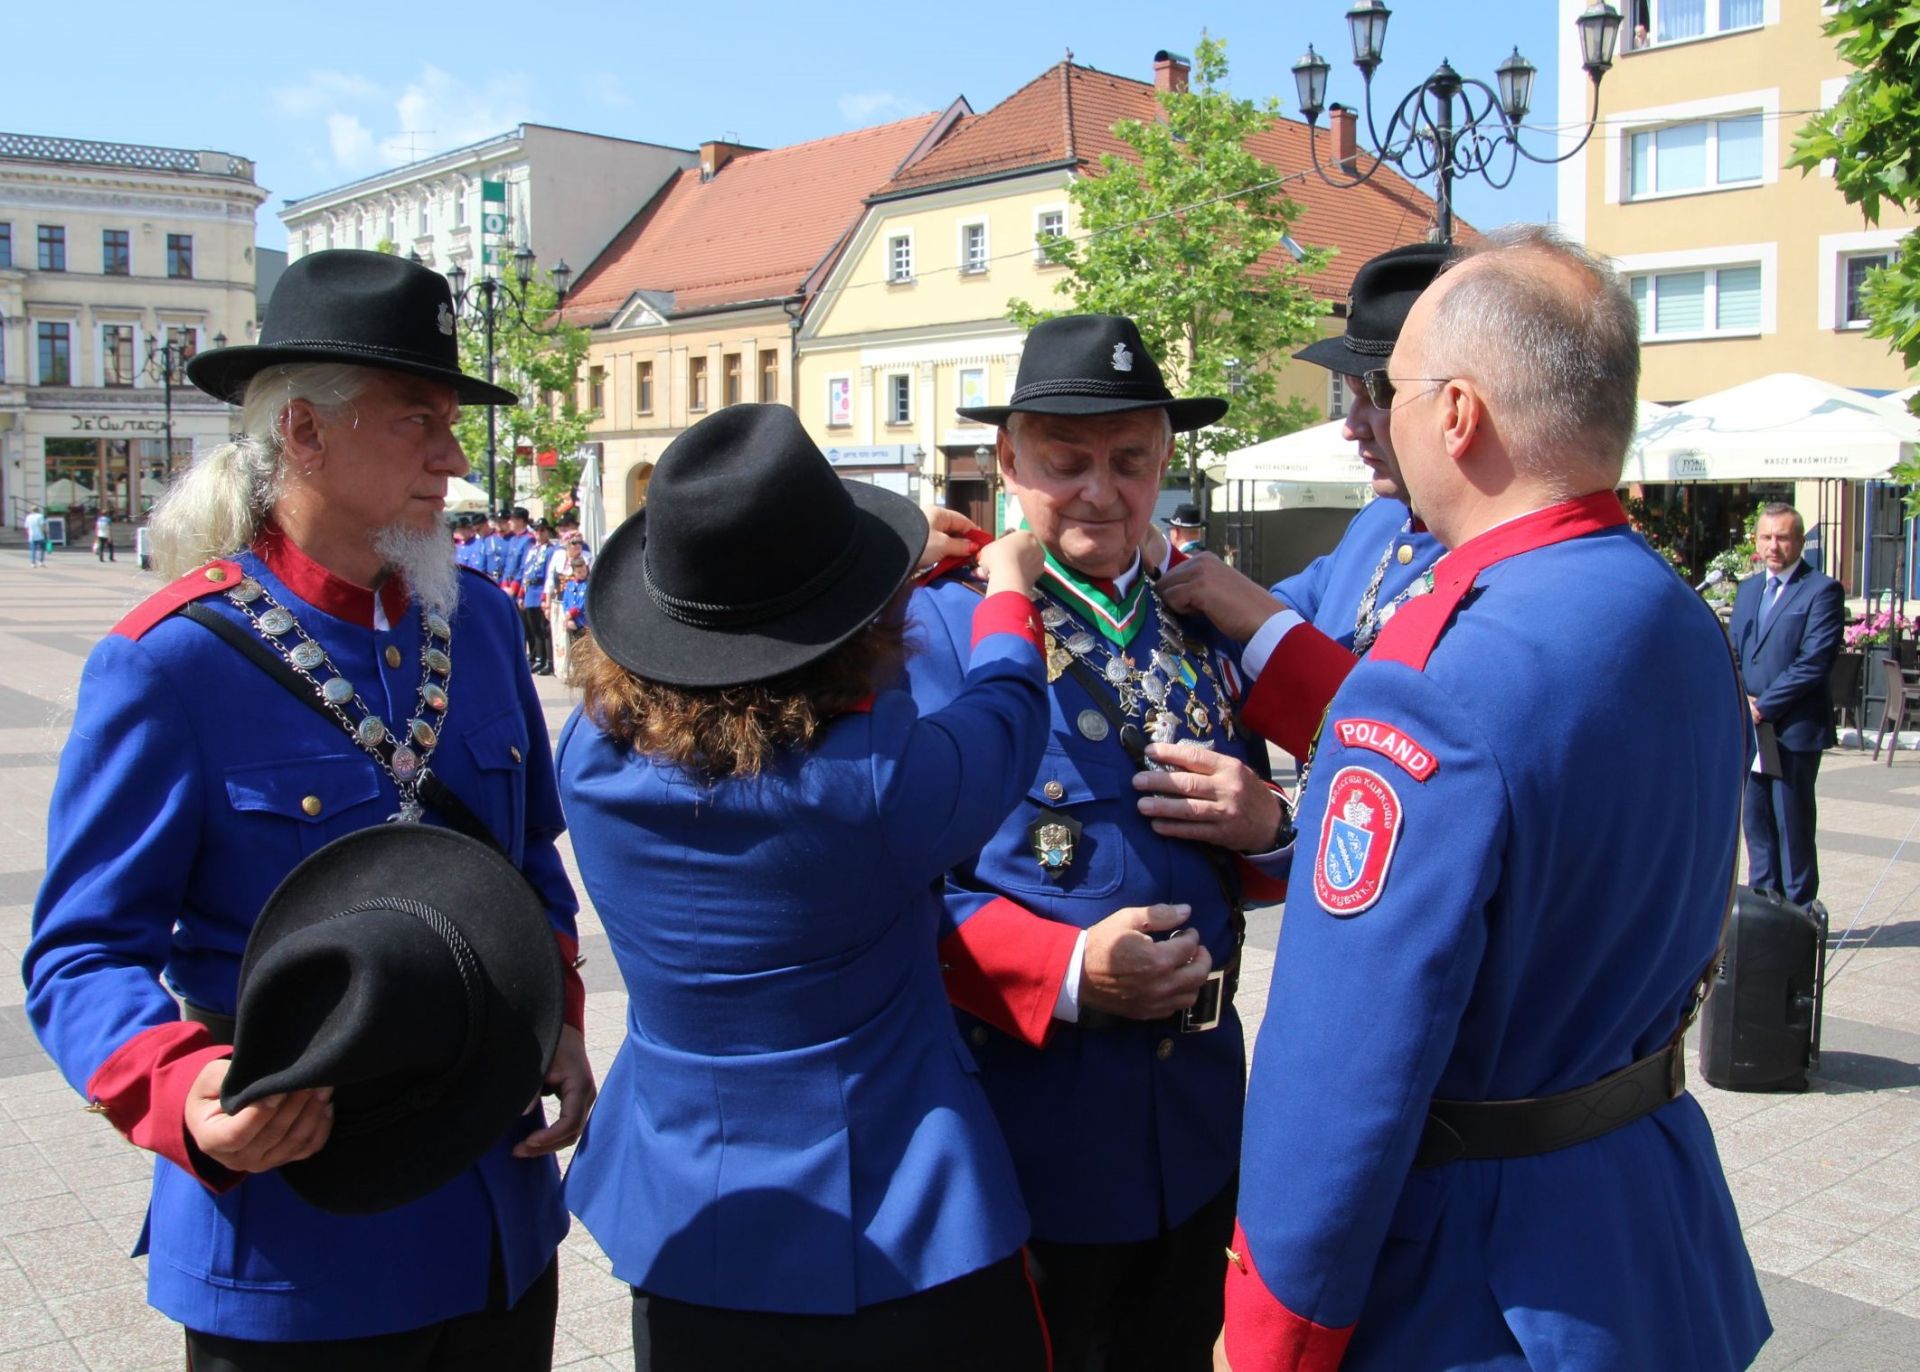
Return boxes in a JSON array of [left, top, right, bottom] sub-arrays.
[[587, 479, 928, 688], [224, 825, 563, 1215], [186, 345, 518, 407], [957, 394, 1228, 434], [1292, 335, 1393, 378]]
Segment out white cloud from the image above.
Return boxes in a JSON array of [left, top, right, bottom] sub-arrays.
[[326, 113, 376, 169], [274, 64, 535, 178], [837, 90, 921, 125], [275, 69, 382, 118]]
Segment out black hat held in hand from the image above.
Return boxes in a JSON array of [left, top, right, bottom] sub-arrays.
[[221, 824, 563, 1215]]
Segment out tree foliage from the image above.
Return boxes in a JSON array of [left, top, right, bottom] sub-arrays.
[[450, 269, 595, 513], [1008, 35, 1330, 485], [1789, 0, 1920, 503]]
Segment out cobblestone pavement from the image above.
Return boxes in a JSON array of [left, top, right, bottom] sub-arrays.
[[1, 551, 1916, 1370]]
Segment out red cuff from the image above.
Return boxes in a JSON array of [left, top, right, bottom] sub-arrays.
[[1224, 1220, 1355, 1372], [85, 1021, 238, 1190], [1243, 626, 1357, 761], [553, 931, 587, 1032], [972, 591, 1045, 652], [940, 897, 1081, 1047]]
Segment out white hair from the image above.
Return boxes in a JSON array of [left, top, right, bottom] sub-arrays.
[[147, 364, 373, 578], [372, 523, 461, 618]]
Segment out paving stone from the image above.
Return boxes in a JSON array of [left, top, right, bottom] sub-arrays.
[[0, 1303, 63, 1355], [6, 1223, 145, 1300], [1796, 1254, 1919, 1307], [0, 1340, 87, 1372], [74, 1181, 152, 1225], [42, 1281, 153, 1339], [67, 1317, 180, 1372]]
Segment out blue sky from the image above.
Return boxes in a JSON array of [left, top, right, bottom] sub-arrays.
[[16, 0, 1574, 251]]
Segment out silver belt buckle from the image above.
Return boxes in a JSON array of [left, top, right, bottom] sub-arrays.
[[1181, 970, 1226, 1033]]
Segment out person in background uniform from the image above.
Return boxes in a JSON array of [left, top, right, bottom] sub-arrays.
[[24, 249, 595, 1372], [1731, 503, 1844, 906], [478, 513, 505, 583], [453, 514, 484, 571], [1165, 503, 1207, 555], [94, 510, 117, 562], [520, 520, 556, 676], [559, 546, 590, 645], [25, 505, 48, 567], [911, 315, 1292, 1372], [499, 506, 533, 602], [1218, 226, 1769, 1372], [559, 405, 1054, 1372]]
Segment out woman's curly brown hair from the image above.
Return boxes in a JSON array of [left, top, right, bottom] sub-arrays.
[[573, 587, 913, 781]]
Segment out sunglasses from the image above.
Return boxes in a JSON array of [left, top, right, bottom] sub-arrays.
[[1359, 370, 1455, 411]]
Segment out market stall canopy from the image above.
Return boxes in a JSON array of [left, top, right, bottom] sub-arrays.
[[444, 477, 488, 513], [1629, 374, 1919, 483], [1220, 419, 1373, 488]]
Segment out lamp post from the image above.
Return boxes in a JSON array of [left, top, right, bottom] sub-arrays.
[[145, 330, 222, 479], [1291, 1, 1623, 244], [444, 246, 572, 513]]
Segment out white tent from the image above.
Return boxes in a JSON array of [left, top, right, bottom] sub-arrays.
[[444, 477, 489, 513], [1220, 419, 1374, 488], [1629, 374, 1919, 483]]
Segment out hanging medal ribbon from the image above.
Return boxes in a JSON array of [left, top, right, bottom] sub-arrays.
[[1040, 552, 1151, 650]]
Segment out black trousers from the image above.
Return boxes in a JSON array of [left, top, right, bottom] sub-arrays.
[[184, 1255, 557, 1372], [520, 605, 552, 668], [631, 1249, 1050, 1372], [1744, 745, 1823, 905], [1026, 1177, 1238, 1372]]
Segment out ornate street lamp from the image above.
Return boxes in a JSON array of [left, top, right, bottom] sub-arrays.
[[143, 331, 220, 480], [444, 252, 573, 513], [1292, 1, 1623, 243]]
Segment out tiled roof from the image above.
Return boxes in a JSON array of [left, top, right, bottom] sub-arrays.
[[878, 62, 1472, 300], [562, 112, 944, 327]]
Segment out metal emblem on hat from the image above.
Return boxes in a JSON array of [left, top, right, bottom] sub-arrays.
[[1077, 708, 1110, 742], [1111, 342, 1134, 373], [437, 302, 455, 336]]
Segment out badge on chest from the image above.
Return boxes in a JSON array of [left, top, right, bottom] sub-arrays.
[[1029, 808, 1084, 880]]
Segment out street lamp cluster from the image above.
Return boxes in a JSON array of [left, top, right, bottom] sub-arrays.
[[146, 330, 224, 473], [1291, 0, 1624, 243], [430, 247, 573, 514]]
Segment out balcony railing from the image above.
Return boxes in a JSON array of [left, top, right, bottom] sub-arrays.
[[0, 132, 254, 181]]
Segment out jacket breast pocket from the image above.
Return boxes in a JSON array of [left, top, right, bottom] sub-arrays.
[[224, 754, 385, 859], [457, 705, 528, 854], [991, 745, 1133, 903]]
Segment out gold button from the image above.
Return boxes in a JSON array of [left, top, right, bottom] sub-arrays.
[[301, 795, 323, 816], [509, 745, 522, 764], [1155, 1038, 1175, 1061], [385, 646, 403, 669], [970, 1026, 989, 1047], [1043, 780, 1066, 802], [1396, 545, 1414, 565], [204, 566, 228, 583]]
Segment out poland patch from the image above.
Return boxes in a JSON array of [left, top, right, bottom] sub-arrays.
[[1314, 766, 1403, 916], [1332, 717, 1438, 781]]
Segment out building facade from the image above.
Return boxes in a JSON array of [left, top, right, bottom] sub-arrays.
[[1, 132, 266, 533], [279, 125, 695, 297]]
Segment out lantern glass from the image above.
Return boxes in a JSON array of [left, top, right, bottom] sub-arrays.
[[1347, 0, 1391, 71], [1578, 1, 1623, 75], [512, 245, 535, 287], [446, 262, 468, 298], [212, 333, 227, 351], [1293, 46, 1331, 121], [1496, 48, 1536, 121], [552, 260, 573, 300]]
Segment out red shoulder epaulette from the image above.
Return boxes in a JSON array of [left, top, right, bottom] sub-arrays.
[[111, 559, 246, 641]]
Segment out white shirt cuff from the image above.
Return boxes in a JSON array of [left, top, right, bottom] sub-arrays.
[[1052, 930, 1089, 1022], [1240, 608, 1306, 680]]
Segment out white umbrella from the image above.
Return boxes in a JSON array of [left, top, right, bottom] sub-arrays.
[[578, 447, 606, 554], [444, 476, 489, 513], [43, 477, 93, 508], [1631, 374, 1919, 483], [1220, 419, 1374, 488]]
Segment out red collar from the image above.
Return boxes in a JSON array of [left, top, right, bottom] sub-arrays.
[[252, 522, 412, 628], [1371, 491, 1627, 671]]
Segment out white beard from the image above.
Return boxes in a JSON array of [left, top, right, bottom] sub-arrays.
[[371, 523, 461, 619]]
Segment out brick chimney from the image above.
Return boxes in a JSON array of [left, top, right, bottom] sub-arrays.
[[1329, 103, 1358, 174], [1153, 50, 1190, 94], [698, 140, 749, 182]]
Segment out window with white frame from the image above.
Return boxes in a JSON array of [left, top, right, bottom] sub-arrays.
[[887, 373, 912, 425], [1328, 372, 1354, 420], [101, 325, 136, 387], [1623, 0, 1766, 50], [1035, 208, 1065, 261], [1841, 252, 1890, 328], [958, 366, 987, 411], [960, 222, 988, 274], [887, 233, 913, 283], [1627, 263, 1764, 339], [1627, 113, 1763, 199]]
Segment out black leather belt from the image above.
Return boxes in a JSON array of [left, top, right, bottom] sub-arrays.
[[1412, 1040, 1685, 1168], [1079, 953, 1239, 1035], [181, 1002, 236, 1046]]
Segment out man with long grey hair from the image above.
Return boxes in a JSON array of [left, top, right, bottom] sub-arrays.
[[26, 250, 594, 1371]]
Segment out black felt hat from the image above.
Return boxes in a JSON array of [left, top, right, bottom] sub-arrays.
[[588, 404, 928, 688], [1167, 503, 1205, 528], [957, 315, 1227, 432], [220, 824, 563, 1215], [186, 249, 517, 407], [1295, 243, 1452, 377]]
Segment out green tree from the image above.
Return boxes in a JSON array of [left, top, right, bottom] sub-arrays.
[[1009, 35, 1331, 496], [451, 269, 595, 513], [1788, 0, 1920, 505]]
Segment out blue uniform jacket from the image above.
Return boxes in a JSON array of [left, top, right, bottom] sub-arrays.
[[1730, 563, 1845, 754], [481, 533, 505, 581], [1272, 497, 1440, 648], [1227, 502, 1769, 1371], [907, 575, 1282, 1245], [521, 543, 556, 609], [454, 537, 485, 572], [556, 597, 1048, 1314], [25, 551, 577, 1342], [499, 531, 532, 589]]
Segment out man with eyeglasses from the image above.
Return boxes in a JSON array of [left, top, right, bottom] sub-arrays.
[[1213, 225, 1769, 1371]]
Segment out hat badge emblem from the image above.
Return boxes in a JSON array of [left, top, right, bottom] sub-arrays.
[[1111, 342, 1134, 373], [437, 303, 455, 337]]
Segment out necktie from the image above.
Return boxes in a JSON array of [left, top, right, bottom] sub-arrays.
[[1761, 576, 1783, 624]]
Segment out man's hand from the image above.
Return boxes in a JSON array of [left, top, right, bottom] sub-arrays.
[[1080, 903, 1214, 1020], [1156, 553, 1288, 643], [920, 507, 982, 570], [515, 1024, 596, 1157], [1748, 695, 1764, 724], [1134, 742, 1285, 853], [184, 1058, 332, 1174]]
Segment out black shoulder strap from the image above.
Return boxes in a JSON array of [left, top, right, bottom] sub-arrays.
[[176, 602, 505, 855]]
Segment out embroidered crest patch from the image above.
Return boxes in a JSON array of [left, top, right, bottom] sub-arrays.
[[1313, 766, 1403, 916], [1332, 718, 1438, 781]]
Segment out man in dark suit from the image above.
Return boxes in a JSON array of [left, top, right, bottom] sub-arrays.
[[1732, 502, 1845, 905]]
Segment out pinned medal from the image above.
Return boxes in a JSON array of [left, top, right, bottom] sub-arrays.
[[389, 745, 421, 782], [1185, 697, 1213, 736], [1028, 809, 1084, 880], [1041, 604, 1068, 630], [423, 683, 449, 713], [1046, 636, 1072, 683], [1077, 708, 1110, 742], [259, 608, 295, 637], [290, 641, 326, 671], [355, 716, 386, 748], [1151, 648, 1181, 681], [231, 579, 264, 604], [425, 648, 451, 676], [426, 612, 451, 640], [1104, 655, 1131, 687], [322, 677, 355, 706], [409, 718, 437, 748], [1139, 671, 1168, 706], [1066, 630, 1097, 656]]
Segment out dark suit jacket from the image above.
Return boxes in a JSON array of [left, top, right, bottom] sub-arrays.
[[1730, 562, 1845, 753]]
